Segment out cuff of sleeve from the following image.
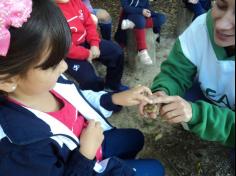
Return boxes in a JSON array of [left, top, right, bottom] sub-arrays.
[[152, 87, 170, 95], [100, 93, 122, 112], [90, 41, 100, 47], [188, 102, 200, 126]]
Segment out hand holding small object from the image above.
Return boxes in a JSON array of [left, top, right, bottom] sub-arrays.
[[90, 46, 101, 59], [139, 91, 166, 119], [79, 120, 104, 160], [112, 85, 153, 107]]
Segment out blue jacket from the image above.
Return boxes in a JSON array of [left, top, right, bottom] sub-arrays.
[[121, 0, 150, 14], [0, 76, 135, 176]]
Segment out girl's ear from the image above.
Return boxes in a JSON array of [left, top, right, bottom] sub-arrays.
[[0, 77, 18, 93]]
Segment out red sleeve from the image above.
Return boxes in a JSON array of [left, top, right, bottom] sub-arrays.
[[68, 42, 90, 60], [80, 1, 100, 47]]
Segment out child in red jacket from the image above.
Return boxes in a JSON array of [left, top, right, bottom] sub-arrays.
[[56, 0, 128, 92], [115, 0, 166, 65]]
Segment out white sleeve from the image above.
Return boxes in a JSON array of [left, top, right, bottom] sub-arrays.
[[81, 90, 113, 118]]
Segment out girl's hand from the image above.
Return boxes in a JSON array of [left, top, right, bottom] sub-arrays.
[[112, 85, 153, 106], [156, 95, 193, 123], [90, 46, 101, 59], [88, 50, 94, 62], [143, 9, 151, 18], [79, 120, 104, 160], [139, 91, 166, 119]]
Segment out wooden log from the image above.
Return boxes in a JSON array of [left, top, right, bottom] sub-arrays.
[[175, 0, 194, 36], [126, 28, 158, 69]]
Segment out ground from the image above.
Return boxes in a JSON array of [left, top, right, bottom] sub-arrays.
[[91, 1, 235, 175]]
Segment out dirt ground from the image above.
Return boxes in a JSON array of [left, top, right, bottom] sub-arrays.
[[91, 1, 235, 175]]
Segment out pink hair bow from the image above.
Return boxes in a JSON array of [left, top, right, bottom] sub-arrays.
[[0, 0, 32, 56]]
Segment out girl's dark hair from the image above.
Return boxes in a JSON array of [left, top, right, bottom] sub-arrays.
[[0, 0, 71, 80]]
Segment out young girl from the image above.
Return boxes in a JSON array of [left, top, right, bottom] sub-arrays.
[[82, 0, 113, 40], [56, 0, 128, 92], [0, 0, 165, 175], [115, 0, 166, 65], [141, 0, 235, 147]]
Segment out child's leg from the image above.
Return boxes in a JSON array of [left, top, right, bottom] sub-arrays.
[[102, 128, 144, 159], [66, 59, 104, 91], [151, 12, 167, 43], [185, 1, 206, 19], [98, 40, 127, 92], [125, 159, 165, 176], [199, 0, 212, 11], [151, 12, 166, 34], [99, 22, 112, 41], [127, 14, 147, 51], [95, 9, 112, 40], [125, 14, 153, 65]]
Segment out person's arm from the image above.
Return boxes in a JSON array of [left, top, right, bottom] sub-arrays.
[[188, 101, 235, 147], [80, 1, 100, 47], [120, 0, 143, 14], [151, 39, 197, 96], [81, 90, 121, 118], [68, 42, 91, 60], [81, 86, 153, 117], [0, 141, 96, 176]]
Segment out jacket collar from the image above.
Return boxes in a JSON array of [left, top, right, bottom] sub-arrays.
[[0, 75, 77, 145], [0, 100, 53, 145], [0, 75, 112, 145]]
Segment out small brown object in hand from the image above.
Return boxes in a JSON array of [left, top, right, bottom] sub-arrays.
[[144, 103, 160, 114]]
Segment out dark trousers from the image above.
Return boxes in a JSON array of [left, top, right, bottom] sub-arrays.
[[99, 23, 112, 40], [126, 12, 166, 33], [102, 128, 144, 159], [185, 0, 212, 20], [102, 128, 165, 176], [125, 159, 165, 176], [66, 40, 124, 91]]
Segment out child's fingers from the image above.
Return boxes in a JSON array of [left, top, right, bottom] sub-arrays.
[[130, 99, 141, 106], [149, 112, 158, 119], [95, 121, 102, 128], [136, 95, 154, 104], [87, 120, 96, 127], [143, 112, 158, 119], [139, 102, 147, 115], [136, 86, 152, 96]]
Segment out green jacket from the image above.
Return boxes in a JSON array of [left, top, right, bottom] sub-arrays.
[[152, 12, 235, 147]]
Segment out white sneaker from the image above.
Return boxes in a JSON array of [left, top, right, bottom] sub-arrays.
[[121, 19, 135, 30], [138, 50, 153, 65]]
